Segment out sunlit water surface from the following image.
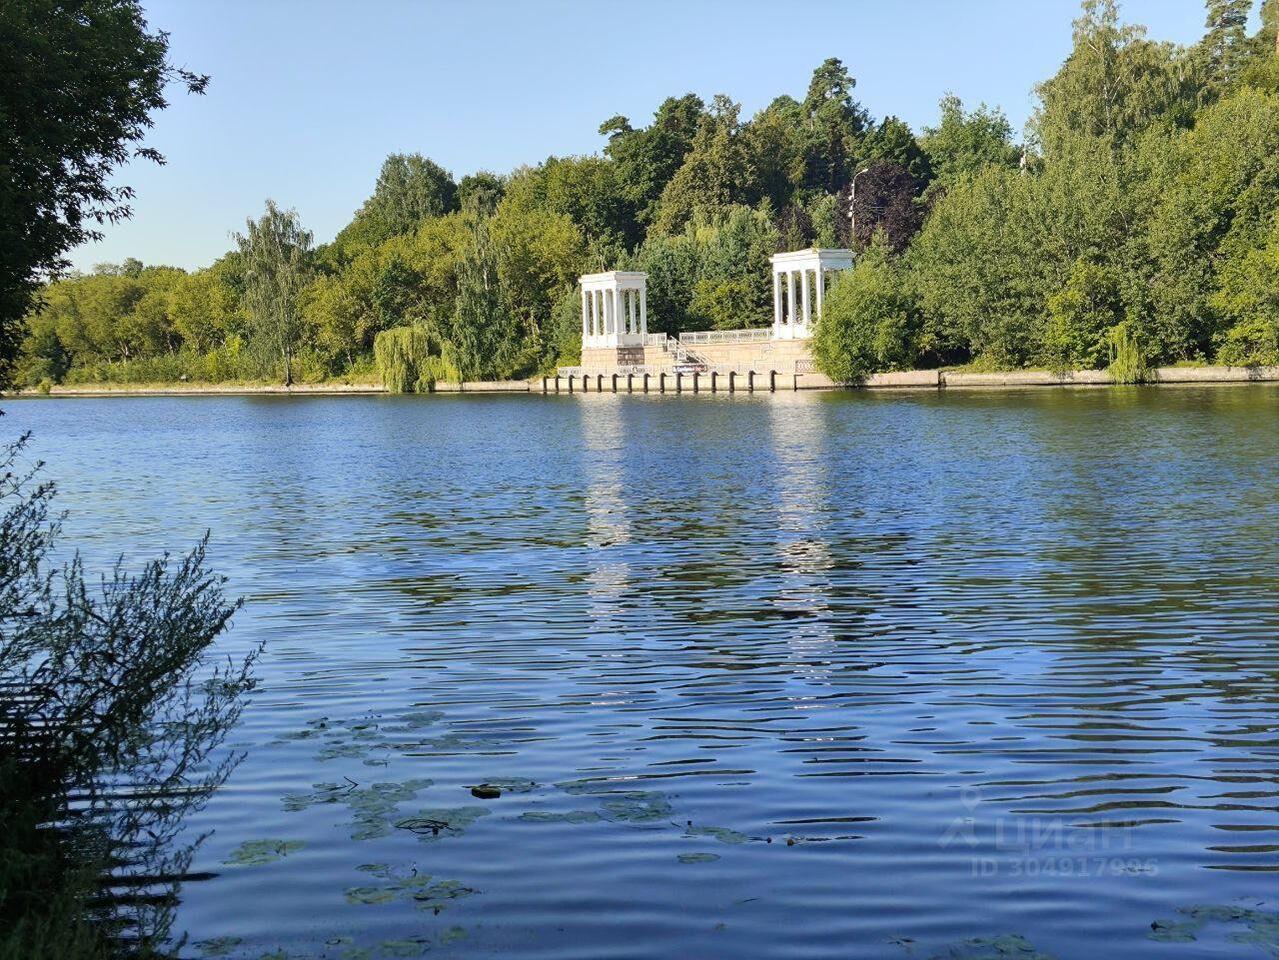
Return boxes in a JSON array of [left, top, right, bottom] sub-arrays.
[[9, 387, 1279, 959]]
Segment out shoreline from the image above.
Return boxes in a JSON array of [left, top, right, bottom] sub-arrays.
[[9, 363, 1279, 398]]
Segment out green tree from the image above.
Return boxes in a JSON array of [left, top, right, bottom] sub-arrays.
[[800, 57, 870, 193], [653, 96, 759, 235], [919, 94, 1020, 196], [168, 261, 243, 354], [337, 153, 459, 250], [0, 0, 206, 386], [1199, 0, 1252, 94], [448, 216, 520, 381], [811, 236, 918, 382], [1044, 259, 1125, 369], [1031, 0, 1200, 158], [602, 94, 706, 226], [459, 171, 505, 215], [235, 201, 314, 385]]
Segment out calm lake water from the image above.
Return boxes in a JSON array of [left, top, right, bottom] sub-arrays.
[[8, 387, 1279, 959]]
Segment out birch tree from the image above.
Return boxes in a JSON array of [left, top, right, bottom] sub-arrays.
[[235, 201, 313, 385]]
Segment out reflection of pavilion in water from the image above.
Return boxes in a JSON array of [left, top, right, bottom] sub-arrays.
[[578, 396, 633, 612], [766, 394, 838, 684]]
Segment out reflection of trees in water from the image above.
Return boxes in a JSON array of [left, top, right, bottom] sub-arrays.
[[0, 435, 255, 957]]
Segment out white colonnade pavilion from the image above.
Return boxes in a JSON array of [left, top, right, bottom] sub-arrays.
[[770, 248, 854, 340], [581, 271, 648, 349]]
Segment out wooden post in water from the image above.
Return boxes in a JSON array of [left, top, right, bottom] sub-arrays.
[[659, 372, 666, 393], [692, 372, 699, 393], [769, 370, 776, 392], [710, 371, 717, 393], [728, 370, 735, 392], [611, 373, 618, 393], [627, 373, 633, 393], [748, 370, 755, 392], [597, 374, 604, 392], [675, 372, 682, 394], [643, 373, 650, 393]]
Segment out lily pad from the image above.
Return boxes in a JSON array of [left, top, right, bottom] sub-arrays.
[[930, 934, 1054, 959], [282, 778, 433, 840], [685, 824, 749, 845], [398, 806, 489, 840], [600, 791, 673, 823], [1147, 904, 1279, 951], [346, 864, 478, 913], [378, 939, 430, 957], [439, 927, 467, 945], [677, 852, 721, 864], [476, 777, 538, 794], [194, 937, 244, 957], [518, 810, 601, 824], [223, 839, 305, 866]]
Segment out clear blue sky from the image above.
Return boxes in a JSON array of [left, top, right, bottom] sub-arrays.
[[70, 0, 1222, 273]]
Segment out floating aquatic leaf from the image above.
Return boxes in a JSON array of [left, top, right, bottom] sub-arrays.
[[411, 879, 477, 912], [223, 839, 305, 866], [439, 927, 467, 945], [1148, 919, 1199, 943], [194, 937, 243, 957], [283, 778, 433, 840], [685, 824, 748, 844], [930, 933, 1054, 959], [477, 777, 537, 794], [345, 865, 478, 913], [346, 885, 401, 905], [398, 806, 490, 840], [1148, 904, 1279, 951], [386, 710, 445, 731], [599, 792, 673, 823], [378, 938, 430, 957], [677, 852, 721, 863], [518, 810, 601, 824], [317, 742, 369, 761]]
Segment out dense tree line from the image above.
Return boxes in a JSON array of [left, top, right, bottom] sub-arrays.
[[18, 0, 1279, 390], [817, 0, 1279, 381]]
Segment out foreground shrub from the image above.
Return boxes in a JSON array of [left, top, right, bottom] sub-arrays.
[[0, 432, 255, 957], [811, 238, 918, 383], [1215, 318, 1279, 366]]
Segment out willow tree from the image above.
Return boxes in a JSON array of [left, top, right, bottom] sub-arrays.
[[235, 201, 313, 385]]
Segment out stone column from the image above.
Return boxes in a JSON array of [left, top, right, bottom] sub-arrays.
[[815, 268, 824, 323], [639, 288, 647, 335], [801, 268, 811, 328], [786, 270, 797, 333], [773, 270, 782, 334], [628, 289, 636, 334], [581, 287, 590, 344]]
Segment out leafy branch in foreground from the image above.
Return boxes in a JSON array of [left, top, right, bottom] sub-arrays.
[[0, 431, 255, 959]]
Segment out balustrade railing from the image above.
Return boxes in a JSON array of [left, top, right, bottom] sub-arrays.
[[678, 328, 773, 345]]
